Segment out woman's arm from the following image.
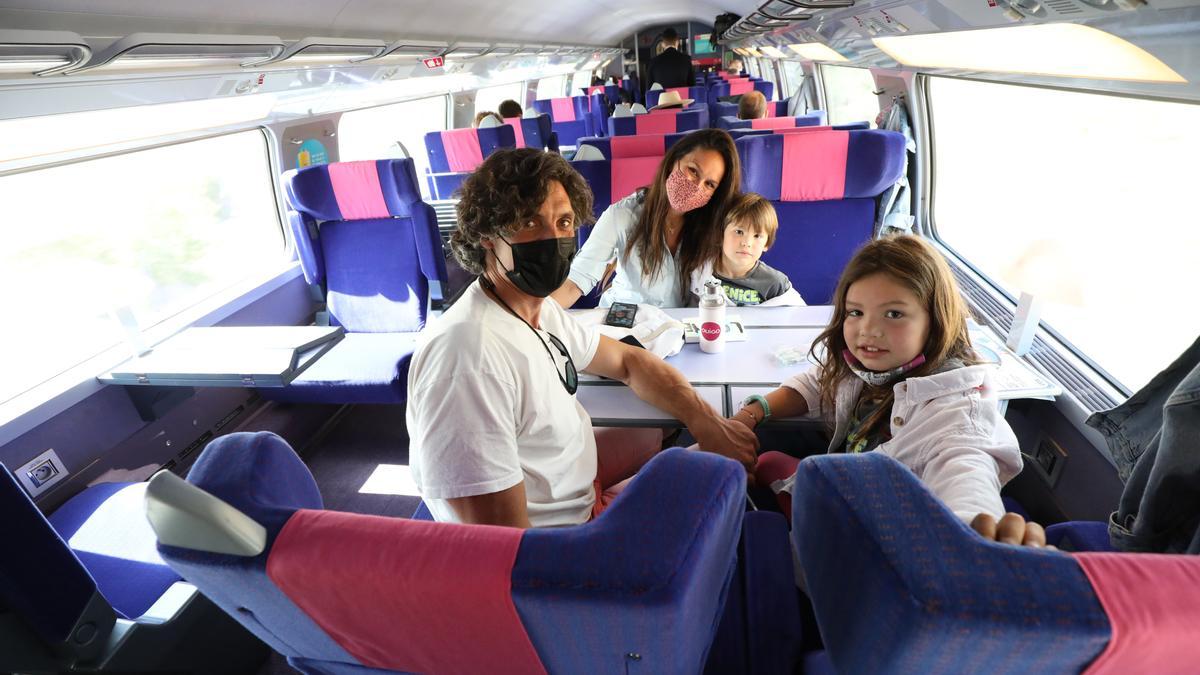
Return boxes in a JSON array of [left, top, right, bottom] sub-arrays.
[[554, 203, 628, 307]]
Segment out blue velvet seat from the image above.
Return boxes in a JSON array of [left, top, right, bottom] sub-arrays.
[[422, 125, 517, 199], [533, 95, 593, 147], [735, 130, 906, 304], [152, 432, 748, 674], [273, 158, 446, 404], [790, 452, 1200, 674], [0, 465, 265, 671]]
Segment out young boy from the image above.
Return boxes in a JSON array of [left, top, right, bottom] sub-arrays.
[[691, 193, 804, 306]]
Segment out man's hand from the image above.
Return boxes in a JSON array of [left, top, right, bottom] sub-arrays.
[[970, 512, 1052, 548], [690, 414, 759, 471]]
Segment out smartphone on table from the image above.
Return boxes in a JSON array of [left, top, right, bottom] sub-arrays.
[[603, 302, 638, 329]]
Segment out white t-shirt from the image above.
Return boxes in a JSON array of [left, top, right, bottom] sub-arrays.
[[567, 192, 685, 308], [407, 281, 602, 527]]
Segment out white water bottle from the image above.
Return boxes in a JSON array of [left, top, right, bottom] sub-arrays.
[[698, 279, 726, 354]]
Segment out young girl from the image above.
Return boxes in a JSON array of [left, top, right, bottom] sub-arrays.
[[735, 235, 1042, 544]]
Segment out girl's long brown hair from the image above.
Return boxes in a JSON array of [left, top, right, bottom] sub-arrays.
[[810, 235, 979, 435], [622, 128, 740, 305]]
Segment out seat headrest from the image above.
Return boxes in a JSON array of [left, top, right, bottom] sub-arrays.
[[649, 82, 664, 90], [631, 103, 648, 114], [521, 107, 539, 119], [573, 144, 605, 161], [145, 470, 267, 556], [612, 105, 634, 118], [477, 115, 502, 128], [737, 130, 906, 202], [284, 159, 423, 222], [183, 432, 322, 526]]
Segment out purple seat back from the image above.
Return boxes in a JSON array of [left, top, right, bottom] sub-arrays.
[[423, 125, 517, 174], [283, 159, 446, 332], [736, 130, 905, 303], [534, 96, 592, 146]]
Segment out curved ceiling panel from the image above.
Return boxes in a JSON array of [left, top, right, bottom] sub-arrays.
[[1, 0, 763, 45]]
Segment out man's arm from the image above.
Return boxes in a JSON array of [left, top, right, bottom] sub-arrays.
[[447, 482, 532, 528], [584, 335, 758, 469]]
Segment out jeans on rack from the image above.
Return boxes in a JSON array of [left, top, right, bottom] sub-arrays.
[[1087, 336, 1200, 554]]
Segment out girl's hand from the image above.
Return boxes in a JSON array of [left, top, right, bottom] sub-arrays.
[[730, 408, 758, 431], [970, 512, 1054, 548]]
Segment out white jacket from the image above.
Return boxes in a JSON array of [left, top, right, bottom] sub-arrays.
[[777, 364, 1022, 522]]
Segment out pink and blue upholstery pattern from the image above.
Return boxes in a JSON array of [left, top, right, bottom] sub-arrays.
[[735, 130, 905, 303], [423, 125, 517, 199], [533, 96, 592, 146], [710, 100, 803, 122], [280, 159, 446, 403], [708, 79, 774, 102], [502, 113, 557, 153], [645, 86, 708, 110], [608, 109, 708, 136], [588, 92, 609, 138], [156, 432, 748, 675], [575, 131, 691, 160], [716, 112, 827, 131], [571, 156, 663, 219], [790, 452, 1200, 675]]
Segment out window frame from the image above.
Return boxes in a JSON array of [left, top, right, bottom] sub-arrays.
[[918, 73, 1200, 398], [0, 124, 299, 434]]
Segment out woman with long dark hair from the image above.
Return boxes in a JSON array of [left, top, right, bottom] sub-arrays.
[[550, 128, 741, 308]]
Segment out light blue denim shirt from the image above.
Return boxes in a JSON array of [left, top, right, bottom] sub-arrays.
[[568, 192, 684, 308]]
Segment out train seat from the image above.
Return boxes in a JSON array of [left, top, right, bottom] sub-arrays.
[[790, 452, 1200, 674], [588, 92, 609, 139], [575, 131, 690, 160], [716, 112, 828, 131], [146, 431, 748, 675], [0, 466, 264, 671], [710, 100, 797, 121], [274, 159, 446, 404], [608, 108, 707, 136], [532, 95, 592, 147], [736, 130, 905, 304], [508, 110, 559, 153], [645, 86, 708, 110], [422, 124, 517, 199]]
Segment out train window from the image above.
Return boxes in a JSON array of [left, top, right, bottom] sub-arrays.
[[780, 61, 806, 99], [745, 58, 761, 78], [474, 82, 524, 118], [570, 69, 592, 97], [536, 74, 567, 100], [339, 95, 449, 198], [929, 76, 1200, 391], [820, 65, 879, 128], [0, 130, 283, 405]]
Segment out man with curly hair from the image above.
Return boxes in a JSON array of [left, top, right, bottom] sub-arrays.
[[406, 148, 758, 528]]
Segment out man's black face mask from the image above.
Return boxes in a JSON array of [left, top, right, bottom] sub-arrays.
[[495, 234, 577, 298]]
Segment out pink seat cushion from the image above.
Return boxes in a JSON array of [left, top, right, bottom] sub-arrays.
[[751, 117, 798, 130], [442, 128, 485, 173], [1077, 552, 1200, 674], [504, 118, 526, 148], [729, 80, 753, 96], [611, 156, 662, 202], [611, 135, 665, 159], [550, 98, 576, 122], [635, 113, 676, 135], [328, 161, 389, 220], [780, 131, 848, 202], [777, 126, 833, 134], [268, 509, 545, 675]]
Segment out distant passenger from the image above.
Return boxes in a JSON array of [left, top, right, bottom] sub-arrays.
[[689, 193, 802, 307], [497, 99, 523, 119], [551, 129, 741, 309], [406, 148, 757, 527], [473, 111, 503, 128], [646, 27, 694, 90], [725, 58, 744, 76], [737, 90, 768, 120], [738, 235, 1047, 546]]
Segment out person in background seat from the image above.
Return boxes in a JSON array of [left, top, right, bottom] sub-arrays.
[[737, 90, 768, 120], [407, 148, 758, 528], [647, 27, 694, 90], [725, 57, 744, 76], [497, 99, 523, 119]]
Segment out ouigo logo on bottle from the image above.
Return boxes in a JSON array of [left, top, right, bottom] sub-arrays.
[[700, 322, 722, 341]]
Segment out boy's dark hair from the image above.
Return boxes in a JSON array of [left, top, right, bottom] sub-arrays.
[[451, 149, 594, 275], [497, 99, 523, 119]]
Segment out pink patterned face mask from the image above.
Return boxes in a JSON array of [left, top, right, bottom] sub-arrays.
[[665, 166, 714, 213]]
